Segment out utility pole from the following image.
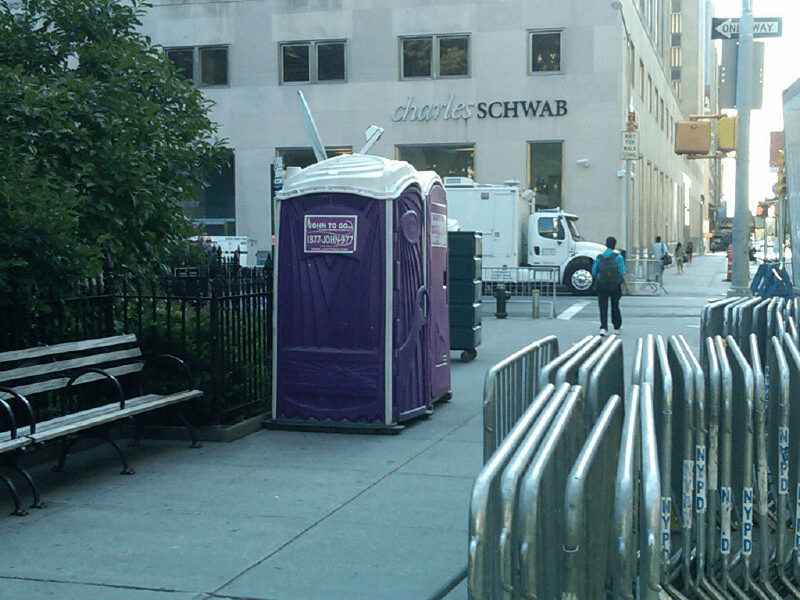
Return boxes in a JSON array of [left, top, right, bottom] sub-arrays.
[[730, 0, 754, 295]]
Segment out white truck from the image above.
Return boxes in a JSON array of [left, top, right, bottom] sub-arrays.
[[207, 236, 258, 267], [443, 177, 607, 295]]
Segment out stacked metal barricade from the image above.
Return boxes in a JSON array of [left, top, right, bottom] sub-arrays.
[[468, 296, 800, 599]]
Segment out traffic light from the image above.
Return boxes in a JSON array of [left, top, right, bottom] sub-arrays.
[[717, 115, 739, 153], [675, 121, 711, 154], [775, 150, 787, 201]]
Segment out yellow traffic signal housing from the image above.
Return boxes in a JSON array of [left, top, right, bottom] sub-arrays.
[[717, 115, 739, 153], [776, 168, 787, 200], [675, 121, 712, 154]]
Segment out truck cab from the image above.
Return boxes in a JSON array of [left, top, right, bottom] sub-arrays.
[[443, 177, 606, 295], [528, 210, 606, 294]]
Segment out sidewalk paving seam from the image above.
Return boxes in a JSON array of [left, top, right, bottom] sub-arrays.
[[208, 428, 470, 599]]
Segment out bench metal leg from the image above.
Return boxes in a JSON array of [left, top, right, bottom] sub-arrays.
[[11, 464, 44, 509], [175, 409, 202, 449], [0, 470, 27, 516], [106, 436, 134, 475], [54, 436, 81, 472]]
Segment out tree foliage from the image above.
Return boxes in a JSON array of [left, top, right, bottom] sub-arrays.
[[0, 0, 231, 303]]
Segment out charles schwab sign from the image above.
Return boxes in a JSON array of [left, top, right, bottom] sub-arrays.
[[391, 93, 567, 123]]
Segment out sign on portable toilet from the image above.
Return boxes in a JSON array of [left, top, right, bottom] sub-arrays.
[[271, 154, 451, 430]]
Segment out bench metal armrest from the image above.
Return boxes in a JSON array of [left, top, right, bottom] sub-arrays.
[[142, 354, 195, 391], [64, 368, 126, 414], [0, 386, 35, 436]]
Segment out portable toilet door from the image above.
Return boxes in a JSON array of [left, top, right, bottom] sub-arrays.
[[420, 173, 452, 404], [272, 154, 430, 428]]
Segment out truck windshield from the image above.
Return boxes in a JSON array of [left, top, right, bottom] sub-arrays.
[[565, 217, 583, 241]]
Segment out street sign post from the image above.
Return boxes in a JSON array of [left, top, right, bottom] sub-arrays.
[[621, 131, 639, 160], [712, 17, 782, 40]]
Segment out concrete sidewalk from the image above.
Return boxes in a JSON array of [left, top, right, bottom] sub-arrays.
[[0, 252, 736, 600]]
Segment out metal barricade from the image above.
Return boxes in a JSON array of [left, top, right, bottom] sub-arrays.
[[700, 297, 741, 363], [515, 385, 584, 600], [482, 335, 559, 462], [730, 296, 762, 348], [749, 333, 784, 599], [625, 258, 666, 295], [701, 337, 728, 598], [722, 335, 766, 599], [667, 335, 697, 595], [613, 383, 640, 600], [561, 393, 624, 599], [468, 383, 564, 600], [536, 335, 600, 392], [578, 335, 624, 428], [765, 336, 800, 596], [640, 382, 665, 600], [481, 266, 560, 299], [780, 333, 800, 584]]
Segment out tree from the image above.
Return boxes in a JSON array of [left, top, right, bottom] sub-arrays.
[[0, 0, 231, 303]]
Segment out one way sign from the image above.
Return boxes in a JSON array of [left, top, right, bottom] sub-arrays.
[[712, 17, 783, 40]]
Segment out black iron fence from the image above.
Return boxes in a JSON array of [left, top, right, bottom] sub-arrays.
[[0, 259, 273, 425]]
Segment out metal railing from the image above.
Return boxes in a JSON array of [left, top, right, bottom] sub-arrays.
[[470, 333, 628, 600], [481, 335, 559, 462], [625, 258, 666, 295], [481, 266, 560, 298], [471, 326, 800, 599]]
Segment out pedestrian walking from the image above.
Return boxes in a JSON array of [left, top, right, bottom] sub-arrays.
[[685, 240, 693, 264], [592, 236, 628, 335], [674, 242, 685, 273], [649, 235, 669, 282]]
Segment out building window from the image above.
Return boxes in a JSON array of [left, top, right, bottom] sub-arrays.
[[395, 144, 475, 177], [277, 146, 352, 169], [180, 155, 236, 236], [280, 40, 346, 84], [400, 35, 469, 79], [530, 30, 562, 73], [627, 43, 636, 90], [529, 141, 563, 209], [166, 46, 229, 86], [639, 60, 645, 101]]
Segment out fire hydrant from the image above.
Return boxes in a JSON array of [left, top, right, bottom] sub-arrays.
[[494, 284, 511, 319]]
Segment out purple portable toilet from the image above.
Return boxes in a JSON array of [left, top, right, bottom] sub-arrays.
[[420, 173, 452, 404], [272, 154, 450, 429]]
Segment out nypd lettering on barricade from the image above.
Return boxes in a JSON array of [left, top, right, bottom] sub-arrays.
[[795, 485, 800, 549], [696, 445, 707, 513], [780, 426, 790, 495], [743, 487, 753, 555], [721, 487, 732, 555], [683, 459, 695, 529], [391, 93, 567, 122], [660, 497, 671, 562]]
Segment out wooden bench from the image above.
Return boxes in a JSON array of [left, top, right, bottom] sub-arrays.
[[0, 334, 203, 515]]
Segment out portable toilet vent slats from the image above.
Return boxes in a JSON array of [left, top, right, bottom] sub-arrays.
[[272, 154, 450, 430]]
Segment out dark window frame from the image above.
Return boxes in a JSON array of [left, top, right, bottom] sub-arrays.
[[399, 34, 470, 80], [529, 29, 562, 74], [166, 45, 229, 87], [280, 40, 347, 85]]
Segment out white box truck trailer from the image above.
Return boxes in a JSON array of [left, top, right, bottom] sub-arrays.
[[443, 177, 607, 295]]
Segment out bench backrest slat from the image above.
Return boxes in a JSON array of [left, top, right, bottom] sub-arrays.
[[0, 348, 143, 388], [3, 363, 145, 399], [0, 334, 138, 364]]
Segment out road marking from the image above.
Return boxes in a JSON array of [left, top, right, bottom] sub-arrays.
[[558, 300, 590, 320]]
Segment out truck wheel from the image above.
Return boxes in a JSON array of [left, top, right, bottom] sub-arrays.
[[564, 260, 594, 295]]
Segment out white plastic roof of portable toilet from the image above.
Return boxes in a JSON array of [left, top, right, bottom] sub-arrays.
[[276, 154, 422, 201], [416, 170, 443, 196]]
